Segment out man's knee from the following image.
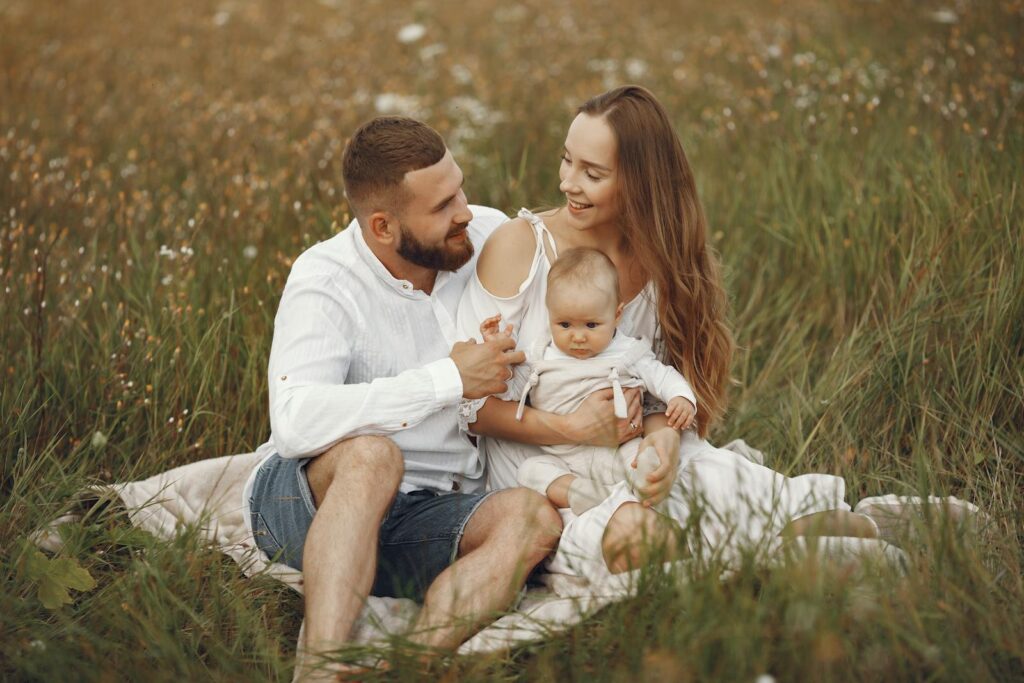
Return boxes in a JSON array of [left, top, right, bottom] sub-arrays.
[[501, 488, 563, 559], [307, 436, 403, 506], [464, 488, 562, 561]]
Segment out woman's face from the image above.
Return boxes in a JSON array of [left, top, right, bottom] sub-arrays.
[[559, 113, 619, 231]]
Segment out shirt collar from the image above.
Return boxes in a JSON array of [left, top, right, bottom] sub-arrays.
[[352, 225, 453, 298]]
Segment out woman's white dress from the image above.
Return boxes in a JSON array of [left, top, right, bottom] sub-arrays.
[[456, 209, 850, 582]]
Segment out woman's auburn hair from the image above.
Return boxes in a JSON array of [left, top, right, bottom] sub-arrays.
[[579, 85, 734, 436]]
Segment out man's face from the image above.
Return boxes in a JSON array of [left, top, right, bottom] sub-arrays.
[[393, 149, 474, 272]]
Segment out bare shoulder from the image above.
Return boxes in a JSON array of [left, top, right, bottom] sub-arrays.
[[476, 217, 539, 297]]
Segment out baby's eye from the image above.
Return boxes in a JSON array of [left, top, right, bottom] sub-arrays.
[[558, 322, 570, 329], [586, 322, 599, 329]]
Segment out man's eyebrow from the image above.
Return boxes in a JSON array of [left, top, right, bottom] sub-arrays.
[[563, 147, 611, 173], [432, 174, 465, 211]]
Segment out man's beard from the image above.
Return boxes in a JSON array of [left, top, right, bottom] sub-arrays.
[[396, 221, 474, 272]]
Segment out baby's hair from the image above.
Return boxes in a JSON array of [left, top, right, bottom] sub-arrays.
[[546, 247, 620, 304]]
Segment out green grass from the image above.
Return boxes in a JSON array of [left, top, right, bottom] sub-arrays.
[[2, 0, 1022, 679]]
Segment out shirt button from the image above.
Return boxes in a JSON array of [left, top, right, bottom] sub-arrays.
[[401, 421, 408, 428], [452, 480, 461, 492], [402, 283, 410, 290], [280, 375, 287, 381]]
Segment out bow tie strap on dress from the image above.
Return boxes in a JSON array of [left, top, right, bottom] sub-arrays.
[[608, 367, 629, 419], [515, 367, 540, 421]]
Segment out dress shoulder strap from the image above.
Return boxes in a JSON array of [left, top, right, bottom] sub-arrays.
[[517, 208, 559, 260]]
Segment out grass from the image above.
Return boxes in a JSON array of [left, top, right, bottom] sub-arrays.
[[2, 0, 1022, 679]]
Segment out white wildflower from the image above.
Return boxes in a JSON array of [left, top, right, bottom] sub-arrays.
[[91, 431, 108, 449], [397, 23, 426, 44], [374, 93, 422, 116], [928, 8, 957, 24], [419, 43, 446, 61], [242, 245, 258, 259], [625, 58, 648, 79]]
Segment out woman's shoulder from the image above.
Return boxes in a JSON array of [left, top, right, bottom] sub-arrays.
[[476, 215, 543, 298]]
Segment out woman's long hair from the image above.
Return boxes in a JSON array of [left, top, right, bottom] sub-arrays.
[[579, 85, 734, 435]]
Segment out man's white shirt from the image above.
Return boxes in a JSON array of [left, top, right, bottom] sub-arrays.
[[242, 205, 508, 519]]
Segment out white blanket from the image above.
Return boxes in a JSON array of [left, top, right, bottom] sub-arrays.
[[31, 444, 907, 657]]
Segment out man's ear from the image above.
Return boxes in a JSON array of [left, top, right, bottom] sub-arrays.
[[366, 211, 396, 245], [615, 301, 625, 324]]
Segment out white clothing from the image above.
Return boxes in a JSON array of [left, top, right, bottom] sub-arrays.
[[243, 205, 508, 518], [456, 208, 849, 579], [512, 333, 696, 496], [519, 333, 696, 457], [457, 208, 662, 489]]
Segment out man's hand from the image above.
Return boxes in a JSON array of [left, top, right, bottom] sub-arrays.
[[450, 336, 525, 399], [631, 427, 681, 506], [665, 397, 695, 430], [561, 387, 643, 447]]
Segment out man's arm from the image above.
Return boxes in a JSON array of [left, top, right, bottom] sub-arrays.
[[269, 273, 521, 459], [268, 276, 464, 459]]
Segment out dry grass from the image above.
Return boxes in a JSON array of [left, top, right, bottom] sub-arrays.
[[2, 0, 1022, 679]]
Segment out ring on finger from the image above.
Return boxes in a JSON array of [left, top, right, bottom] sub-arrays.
[[505, 368, 514, 381], [629, 421, 638, 432]]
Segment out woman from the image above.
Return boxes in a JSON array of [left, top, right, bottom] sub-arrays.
[[457, 86, 882, 582]]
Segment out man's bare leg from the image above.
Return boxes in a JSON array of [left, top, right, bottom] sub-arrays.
[[299, 436, 403, 678], [408, 488, 563, 649]]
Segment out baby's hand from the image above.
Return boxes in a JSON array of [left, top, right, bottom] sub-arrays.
[[479, 314, 513, 342], [665, 397, 696, 430]]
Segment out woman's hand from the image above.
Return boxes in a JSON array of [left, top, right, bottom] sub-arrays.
[[631, 425, 681, 506], [561, 387, 643, 446]]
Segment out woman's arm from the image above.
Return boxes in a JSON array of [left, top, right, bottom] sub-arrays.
[[631, 412, 682, 506], [471, 388, 644, 446], [475, 218, 538, 297]]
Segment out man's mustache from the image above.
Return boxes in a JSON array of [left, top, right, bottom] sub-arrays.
[[447, 222, 470, 238]]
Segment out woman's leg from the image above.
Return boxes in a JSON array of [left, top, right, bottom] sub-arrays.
[[601, 502, 685, 574], [781, 510, 879, 539]]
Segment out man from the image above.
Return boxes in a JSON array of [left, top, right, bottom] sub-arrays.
[[243, 116, 562, 677]]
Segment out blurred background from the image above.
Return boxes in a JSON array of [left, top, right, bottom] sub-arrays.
[[2, 0, 1022, 679]]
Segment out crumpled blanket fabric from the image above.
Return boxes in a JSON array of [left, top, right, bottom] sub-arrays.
[[31, 440, 908, 657]]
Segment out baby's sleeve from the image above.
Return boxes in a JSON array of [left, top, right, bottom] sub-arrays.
[[633, 346, 697, 409]]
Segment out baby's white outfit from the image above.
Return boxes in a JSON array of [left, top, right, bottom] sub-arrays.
[[513, 333, 696, 498], [457, 208, 850, 584]]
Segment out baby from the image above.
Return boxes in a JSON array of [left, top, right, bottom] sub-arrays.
[[481, 247, 696, 515]]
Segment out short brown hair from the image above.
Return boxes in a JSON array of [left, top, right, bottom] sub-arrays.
[[341, 116, 446, 223], [546, 247, 620, 304]]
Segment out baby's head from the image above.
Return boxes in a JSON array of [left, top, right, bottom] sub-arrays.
[[546, 247, 623, 359]]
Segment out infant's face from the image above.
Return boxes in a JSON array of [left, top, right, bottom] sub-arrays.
[[547, 283, 621, 359]]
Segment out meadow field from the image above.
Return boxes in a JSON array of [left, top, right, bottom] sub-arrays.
[[2, 0, 1023, 679]]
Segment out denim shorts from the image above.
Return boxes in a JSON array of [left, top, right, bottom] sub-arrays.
[[248, 453, 494, 600]]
